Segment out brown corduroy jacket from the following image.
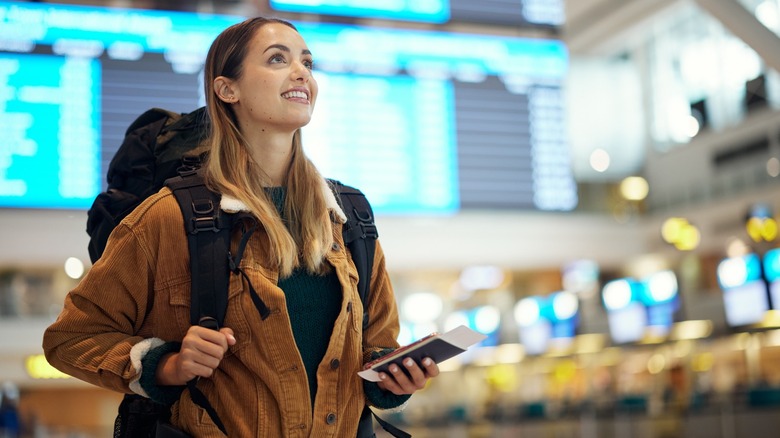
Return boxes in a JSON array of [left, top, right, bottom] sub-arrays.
[[43, 184, 404, 437]]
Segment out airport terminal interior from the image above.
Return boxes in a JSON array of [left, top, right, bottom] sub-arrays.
[[1, 0, 780, 436]]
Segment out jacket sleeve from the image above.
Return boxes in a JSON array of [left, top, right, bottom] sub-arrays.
[[361, 239, 412, 409], [42, 217, 159, 395], [361, 239, 401, 360]]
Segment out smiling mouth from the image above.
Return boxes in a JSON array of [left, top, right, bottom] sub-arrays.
[[281, 90, 309, 101]]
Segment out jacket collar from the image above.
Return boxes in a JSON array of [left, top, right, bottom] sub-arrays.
[[219, 178, 347, 224]]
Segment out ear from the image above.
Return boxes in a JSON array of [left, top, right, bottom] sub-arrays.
[[214, 76, 238, 103]]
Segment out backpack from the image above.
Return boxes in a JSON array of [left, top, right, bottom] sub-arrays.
[[86, 108, 409, 438]]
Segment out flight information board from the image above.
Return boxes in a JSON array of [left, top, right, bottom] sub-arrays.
[[2, 53, 100, 209], [0, 1, 574, 214], [269, 0, 565, 27], [270, 0, 450, 23]]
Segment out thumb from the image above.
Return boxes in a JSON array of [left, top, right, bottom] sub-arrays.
[[220, 327, 237, 346]]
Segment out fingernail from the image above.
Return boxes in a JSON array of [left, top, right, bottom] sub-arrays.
[[404, 358, 414, 367], [423, 358, 432, 366], [390, 365, 398, 373], [380, 373, 387, 380], [228, 334, 236, 342]]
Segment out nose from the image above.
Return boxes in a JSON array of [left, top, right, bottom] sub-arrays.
[[292, 60, 311, 82]]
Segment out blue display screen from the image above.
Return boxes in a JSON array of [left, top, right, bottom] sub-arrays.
[[723, 283, 769, 327], [717, 253, 763, 290], [1, 52, 100, 209], [270, 0, 450, 24], [0, 1, 572, 214], [608, 302, 647, 344], [305, 73, 457, 214], [268, 0, 565, 27], [764, 248, 780, 283]]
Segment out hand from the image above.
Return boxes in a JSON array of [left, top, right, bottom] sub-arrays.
[[374, 357, 440, 395], [156, 326, 236, 386]]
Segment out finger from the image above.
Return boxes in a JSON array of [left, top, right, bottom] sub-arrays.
[[182, 360, 218, 379], [182, 347, 223, 374], [400, 358, 427, 389], [181, 336, 229, 365], [179, 344, 222, 369], [191, 326, 230, 350], [386, 363, 415, 393], [220, 327, 237, 346], [186, 326, 231, 356], [421, 357, 440, 378], [376, 372, 403, 395], [191, 337, 228, 359]]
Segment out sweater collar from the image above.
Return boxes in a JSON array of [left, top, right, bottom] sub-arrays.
[[219, 178, 347, 224]]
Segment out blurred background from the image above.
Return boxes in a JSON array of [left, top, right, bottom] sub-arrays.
[[1, 0, 780, 436]]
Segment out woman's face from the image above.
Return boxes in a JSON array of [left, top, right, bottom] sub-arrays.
[[221, 22, 318, 134]]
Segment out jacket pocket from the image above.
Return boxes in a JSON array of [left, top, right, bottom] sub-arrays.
[[221, 273, 252, 355], [156, 277, 191, 339], [166, 274, 251, 355]]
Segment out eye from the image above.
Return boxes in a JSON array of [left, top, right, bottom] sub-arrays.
[[303, 59, 315, 70], [269, 53, 286, 64]]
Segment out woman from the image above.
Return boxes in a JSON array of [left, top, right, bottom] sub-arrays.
[[43, 17, 438, 437]]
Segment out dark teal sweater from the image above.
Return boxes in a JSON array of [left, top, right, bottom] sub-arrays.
[[269, 188, 341, 407], [278, 268, 341, 406]]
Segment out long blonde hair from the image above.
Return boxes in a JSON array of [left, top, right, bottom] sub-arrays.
[[202, 17, 333, 277]]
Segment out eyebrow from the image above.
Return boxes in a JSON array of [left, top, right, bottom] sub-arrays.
[[263, 43, 312, 56]]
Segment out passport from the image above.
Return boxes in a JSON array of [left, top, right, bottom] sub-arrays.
[[358, 325, 487, 382]]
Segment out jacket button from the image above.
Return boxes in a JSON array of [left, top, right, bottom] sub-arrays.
[[332, 243, 340, 251], [326, 413, 337, 425], [330, 359, 340, 370]]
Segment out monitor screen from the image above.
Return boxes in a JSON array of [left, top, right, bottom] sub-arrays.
[[717, 253, 769, 327], [722, 282, 769, 327], [518, 320, 551, 355], [268, 0, 565, 27], [0, 1, 574, 214], [765, 248, 780, 309], [607, 302, 647, 344], [764, 247, 780, 283], [269, 0, 451, 23]]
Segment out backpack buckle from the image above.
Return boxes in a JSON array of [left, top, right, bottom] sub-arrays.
[[178, 155, 203, 177], [190, 199, 219, 233], [353, 207, 378, 239], [191, 217, 219, 233], [359, 222, 378, 239]]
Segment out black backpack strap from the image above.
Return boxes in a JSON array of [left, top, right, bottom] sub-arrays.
[[372, 411, 411, 438], [329, 180, 377, 331], [165, 169, 231, 435], [166, 170, 232, 328]]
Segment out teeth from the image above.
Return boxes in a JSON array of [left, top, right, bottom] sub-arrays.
[[282, 90, 308, 100]]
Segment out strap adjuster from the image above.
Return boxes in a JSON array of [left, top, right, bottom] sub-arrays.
[[191, 217, 219, 233], [190, 199, 220, 233], [177, 156, 202, 177], [359, 222, 378, 239]]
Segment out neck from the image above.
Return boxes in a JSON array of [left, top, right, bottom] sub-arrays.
[[244, 129, 296, 186]]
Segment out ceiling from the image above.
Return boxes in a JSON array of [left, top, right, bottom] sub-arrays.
[[562, 0, 684, 56]]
